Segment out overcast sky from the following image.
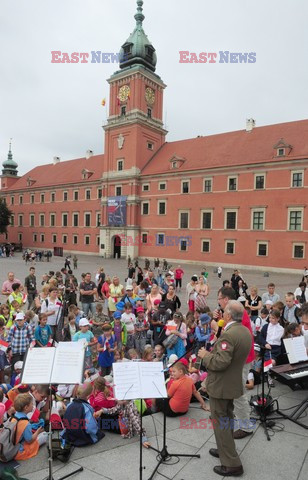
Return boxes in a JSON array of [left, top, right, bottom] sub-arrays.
[[1, 0, 308, 175]]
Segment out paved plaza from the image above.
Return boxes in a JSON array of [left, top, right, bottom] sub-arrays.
[[0, 254, 307, 480]]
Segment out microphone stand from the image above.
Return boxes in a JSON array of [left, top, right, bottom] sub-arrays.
[[147, 343, 201, 480]]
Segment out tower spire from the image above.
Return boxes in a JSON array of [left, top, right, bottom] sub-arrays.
[[134, 0, 145, 27], [8, 138, 13, 161]]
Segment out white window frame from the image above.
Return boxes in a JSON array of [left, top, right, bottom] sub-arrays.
[[288, 207, 304, 231], [115, 185, 122, 196], [51, 192, 55, 203], [225, 209, 238, 230], [181, 179, 190, 194], [62, 234, 68, 244], [201, 209, 213, 230], [293, 243, 305, 259], [228, 175, 238, 191], [62, 212, 68, 227], [63, 191, 68, 201], [117, 159, 124, 171], [18, 214, 23, 227], [291, 170, 304, 188], [142, 183, 150, 192], [96, 212, 101, 227], [84, 212, 91, 228], [73, 190, 79, 201], [97, 188, 102, 199], [159, 182, 166, 191], [179, 210, 190, 229], [201, 239, 211, 253], [29, 214, 35, 228], [277, 148, 285, 156], [147, 142, 154, 151], [254, 173, 266, 190], [225, 240, 235, 255], [204, 177, 212, 193], [141, 201, 150, 215], [251, 208, 266, 231], [33, 233, 37, 243], [72, 212, 79, 228], [50, 213, 56, 227], [19, 195, 23, 205], [39, 214, 45, 227], [257, 241, 268, 257], [157, 200, 167, 215], [30, 194, 35, 204], [179, 239, 188, 252], [40, 193, 45, 203], [85, 189, 91, 200]]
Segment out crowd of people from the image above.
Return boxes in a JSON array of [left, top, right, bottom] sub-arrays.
[[0, 259, 307, 476]]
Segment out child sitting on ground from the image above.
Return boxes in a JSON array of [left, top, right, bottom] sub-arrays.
[[13, 393, 48, 460], [154, 362, 208, 416], [88, 377, 116, 412], [61, 383, 105, 447], [94, 399, 150, 446]]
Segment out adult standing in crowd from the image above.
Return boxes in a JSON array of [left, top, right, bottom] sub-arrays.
[[294, 282, 308, 306], [174, 265, 184, 291], [79, 273, 98, 317], [198, 301, 252, 477], [262, 283, 280, 305], [214, 286, 255, 439], [40, 287, 63, 339], [186, 275, 198, 312], [108, 276, 124, 315], [162, 284, 181, 314], [1, 271, 22, 297], [245, 286, 262, 323], [24, 266, 37, 309]]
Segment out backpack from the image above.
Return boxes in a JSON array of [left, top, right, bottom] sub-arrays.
[[0, 416, 27, 462]]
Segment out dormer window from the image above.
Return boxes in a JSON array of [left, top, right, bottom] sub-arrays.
[[122, 43, 133, 61], [169, 155, 186, 170], [145, 46, 155, 61], [277, 148, 285, 156], [82, 168, 94, 180]]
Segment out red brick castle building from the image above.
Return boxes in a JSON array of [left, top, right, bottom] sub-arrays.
[[1, 1, 307, 271]]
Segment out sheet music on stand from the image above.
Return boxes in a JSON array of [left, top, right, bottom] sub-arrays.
[[21, 340, 86, 385], [113, 361, 167, 400], [283, 337, 308, 365]]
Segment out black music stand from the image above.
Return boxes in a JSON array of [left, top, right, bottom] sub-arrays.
[[147, 352, 200, 480]]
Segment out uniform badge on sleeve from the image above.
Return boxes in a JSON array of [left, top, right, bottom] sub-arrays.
[[221, 342, 228, 351]]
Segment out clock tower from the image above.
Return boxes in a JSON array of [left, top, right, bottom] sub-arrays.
[[100, 0, 167, 259]]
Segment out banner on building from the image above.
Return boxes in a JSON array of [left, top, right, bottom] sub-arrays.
[[107, 196, 127, 226]]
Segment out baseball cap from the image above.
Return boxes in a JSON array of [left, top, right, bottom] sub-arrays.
[[136, 306, 144, 313], [126, 285, 133, 291], [159, 302, 166, 309], [14, 361, 23, 371], [200, 313, 211, 324], [113, 311, 122, 319], [116, 301, 125, 310], [79, 318, 90, 327], [15, 312, 25, 321]]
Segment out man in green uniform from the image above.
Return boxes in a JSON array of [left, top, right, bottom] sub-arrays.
[[198, 300, 251, 477]]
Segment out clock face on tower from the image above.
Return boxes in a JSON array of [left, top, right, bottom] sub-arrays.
[[145, 87, 155, 105], [118, 85, 130, 102]]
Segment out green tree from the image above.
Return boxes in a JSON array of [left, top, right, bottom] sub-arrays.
[[0, 197, 12, 234]]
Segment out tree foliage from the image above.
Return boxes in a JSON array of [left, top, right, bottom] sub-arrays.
[[0, 197, 12, 234]]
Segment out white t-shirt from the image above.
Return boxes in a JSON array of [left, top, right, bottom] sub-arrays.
[[121, 312, 136, 333], [41, 297, 63, 326], [266, 323, 284, 346]]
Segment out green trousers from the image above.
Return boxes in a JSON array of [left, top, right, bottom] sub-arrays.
[[209, 396, 242, 468]]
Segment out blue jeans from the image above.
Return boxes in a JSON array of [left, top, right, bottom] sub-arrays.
[[81, 302, 96, 317]]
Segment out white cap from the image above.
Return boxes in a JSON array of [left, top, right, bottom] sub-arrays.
[[15, 312, 25, 320], [104, 375, 114, 386], [167, 354, 178, 367], [79, 318, 90, 327], [14, 361, 23, 370], [265, 300, 273, 306], [125, 285, 133, 290]]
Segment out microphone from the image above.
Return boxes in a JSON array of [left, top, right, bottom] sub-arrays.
[[216, 319, 225, 339]]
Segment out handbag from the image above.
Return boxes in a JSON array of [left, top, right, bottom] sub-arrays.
[[163, 322, 182, 349]]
